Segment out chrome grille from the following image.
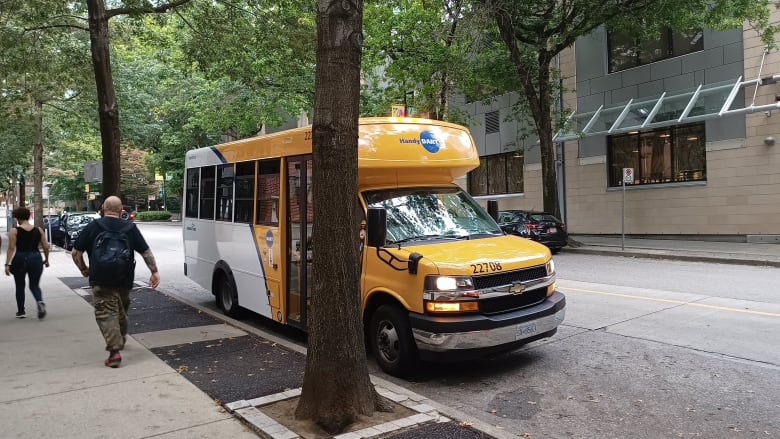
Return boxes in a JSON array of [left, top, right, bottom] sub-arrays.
[[472, 266, 547, 290], [474, 266, 549, 315]]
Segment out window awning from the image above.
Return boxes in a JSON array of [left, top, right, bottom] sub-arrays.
[[554, 75, 780, 141]]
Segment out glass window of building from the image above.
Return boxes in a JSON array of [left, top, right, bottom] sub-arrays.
[[468, 152, 524, 196], [608, 123, 706, 187], [608, 27, 703, 73]]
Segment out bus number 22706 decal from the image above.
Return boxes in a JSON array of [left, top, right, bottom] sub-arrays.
[[472, 262, 503, 273]]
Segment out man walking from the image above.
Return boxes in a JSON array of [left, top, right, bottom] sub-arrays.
[[72, 196, 160, 368]]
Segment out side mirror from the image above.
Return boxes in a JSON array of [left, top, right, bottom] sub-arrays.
[[408, 252, 423, 274], [366, 207, 386, 248]]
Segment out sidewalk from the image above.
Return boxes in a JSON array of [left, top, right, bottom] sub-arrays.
[[0, 245, 259, 438], [564, 234, 780, 267]]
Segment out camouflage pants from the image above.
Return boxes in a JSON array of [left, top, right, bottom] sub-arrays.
[[90, 285, 131, 352]]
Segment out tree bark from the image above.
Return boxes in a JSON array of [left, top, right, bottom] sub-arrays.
[[494, 9, 561, 219], [295, 0, 391, 434], [33, 99, 44, 228], [86, 0, 121, 198]]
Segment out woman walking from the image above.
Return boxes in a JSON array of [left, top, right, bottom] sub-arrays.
[[4, 207, 50, 319]]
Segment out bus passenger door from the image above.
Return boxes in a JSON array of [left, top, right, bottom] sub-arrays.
[[286, 155, 313, 329]]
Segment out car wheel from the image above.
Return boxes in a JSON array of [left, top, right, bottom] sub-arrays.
[[215, 272, 242, 318], [369, 304, 418, 377], [65, 236, 72, 251], [551, 247, 561, 254]]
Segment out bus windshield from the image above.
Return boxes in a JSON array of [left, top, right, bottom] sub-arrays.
[[364, 187, 502, 245]]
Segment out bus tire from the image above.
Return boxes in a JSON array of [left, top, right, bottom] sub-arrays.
[[215, 272, 242, 318], [369, 304, 418, 377]]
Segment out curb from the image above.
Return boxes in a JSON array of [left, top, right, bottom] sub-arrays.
[[562, 247, 780, 268]]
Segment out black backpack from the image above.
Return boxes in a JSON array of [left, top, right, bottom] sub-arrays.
[[90, 219, 136, 288]]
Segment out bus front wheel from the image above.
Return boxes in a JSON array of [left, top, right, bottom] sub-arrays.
[[369, 304, 418, 377], [215, 273, 242, 318]]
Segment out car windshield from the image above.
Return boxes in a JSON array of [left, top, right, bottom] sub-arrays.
[[498, 211, 525, 223], [67, 214, 97, 227], [364, 187, 502, 245]]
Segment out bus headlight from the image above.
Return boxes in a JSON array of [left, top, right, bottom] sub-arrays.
[[423, 275, 479, 314], [545, 259, 555, 276]]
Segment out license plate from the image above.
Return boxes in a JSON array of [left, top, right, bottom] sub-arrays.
[[548, 227, 557, 233], [515, 322, 538, 340]]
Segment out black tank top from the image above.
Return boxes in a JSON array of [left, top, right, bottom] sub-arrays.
[[15, 227, 41, 252]]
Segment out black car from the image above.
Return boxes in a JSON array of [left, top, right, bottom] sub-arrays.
[[61, 212, 100, 251], [498, 210, 568, 253], [42, 214, 67, 248]]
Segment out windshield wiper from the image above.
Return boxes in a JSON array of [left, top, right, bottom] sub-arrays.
[[391, 234, 461, 245]]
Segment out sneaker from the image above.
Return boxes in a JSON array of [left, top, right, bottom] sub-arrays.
[[15, 311, 26, 319], [37, 302, 46, 319], [105, 351, 122, 368]]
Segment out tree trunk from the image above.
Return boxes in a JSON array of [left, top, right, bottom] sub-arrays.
[[535, 57, 561, 219], [86, 0, 120, 198], [495, 10, 561, 219], [33, 99, 44, 228], [295, 0, 390, 434]]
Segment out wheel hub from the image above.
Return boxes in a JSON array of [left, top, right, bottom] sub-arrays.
[[377, 321, 399, 362]]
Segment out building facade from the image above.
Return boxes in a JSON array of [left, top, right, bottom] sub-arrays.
[[457, 12, 780, 240]]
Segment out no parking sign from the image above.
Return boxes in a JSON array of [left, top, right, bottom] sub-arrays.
[[623, 167, 634, 184]]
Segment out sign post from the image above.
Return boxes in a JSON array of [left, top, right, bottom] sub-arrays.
[[43, 184, 52, 246], [621, 168, 633, 250]]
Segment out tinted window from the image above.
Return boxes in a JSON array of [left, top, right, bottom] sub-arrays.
[[608, 27, 703, 73], [200, 166, 215, 220], [185, 168, 199, 218], [256, 158, 281, 225], [235, 161, 255, 224], [216, 164, 234, 222]]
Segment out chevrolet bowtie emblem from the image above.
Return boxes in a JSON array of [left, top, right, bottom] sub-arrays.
[[509, 283, 526, 295]]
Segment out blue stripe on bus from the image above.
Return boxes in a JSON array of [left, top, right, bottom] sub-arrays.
[[210, 146, 227, 164]]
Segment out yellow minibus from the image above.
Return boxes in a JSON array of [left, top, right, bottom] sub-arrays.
[[183, 117, 565, 376]]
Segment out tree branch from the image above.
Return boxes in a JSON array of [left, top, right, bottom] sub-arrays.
[[24, 24, 89, 32], [107, 0, 194, 19]]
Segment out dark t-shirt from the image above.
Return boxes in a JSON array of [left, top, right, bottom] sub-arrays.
[[15, 227, 41, 252], [73, 217, 150, 287]]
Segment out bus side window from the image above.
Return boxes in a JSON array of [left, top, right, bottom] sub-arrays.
[[185, 168, 199, 218], [256, 158, 281, 226], [216, 164, 234, 222], [235, 161, 255, 224], [200, 166, 216, 220]]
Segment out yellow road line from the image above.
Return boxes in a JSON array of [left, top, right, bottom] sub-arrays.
[[559, 286, 780, 318]]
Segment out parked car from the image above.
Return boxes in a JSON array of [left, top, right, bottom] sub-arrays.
[[61, 212, 101, 251], [42, 214, 67, 248], [498, 210, 568, 253], [121, 205, 136, 221]]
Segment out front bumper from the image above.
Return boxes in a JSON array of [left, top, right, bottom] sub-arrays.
[[409, 291, 565, 357]]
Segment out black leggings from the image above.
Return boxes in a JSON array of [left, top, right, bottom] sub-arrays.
[[11, 252, 44, 313]]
